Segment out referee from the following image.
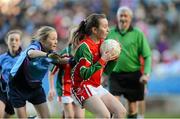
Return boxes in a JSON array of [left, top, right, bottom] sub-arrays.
[[105, 6, 151, 118]]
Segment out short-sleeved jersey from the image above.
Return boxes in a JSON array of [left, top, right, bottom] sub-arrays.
[[71, 36, 106, 88], [10, 41, 50, 85], [50, 45, 73, 96], [106, 26, 151, 74], [0, 51, 21, 82]]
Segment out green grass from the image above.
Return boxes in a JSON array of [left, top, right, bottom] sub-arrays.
[[85, 110, 95, 118], [85, 111, 180, 118], [11, 110, 180, 118], [145, 113, 180, 118]]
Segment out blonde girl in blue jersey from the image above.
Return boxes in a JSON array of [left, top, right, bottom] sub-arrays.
[[9, 26, 68, 118]]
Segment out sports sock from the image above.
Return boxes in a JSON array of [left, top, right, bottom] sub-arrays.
[[127, 113, 137, 119]]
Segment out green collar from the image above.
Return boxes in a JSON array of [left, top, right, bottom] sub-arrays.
[[115, 25, 133, 36]]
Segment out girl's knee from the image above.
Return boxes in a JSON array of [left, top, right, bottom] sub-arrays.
[[120, 109, 127, 117], [113, 106, 127, 118]]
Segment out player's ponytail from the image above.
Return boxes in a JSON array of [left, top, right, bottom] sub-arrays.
[[72, 13, 106, 47], [72, 20, 87, 48]]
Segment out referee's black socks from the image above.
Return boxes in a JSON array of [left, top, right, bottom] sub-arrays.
[[127, 113, 137, 119]]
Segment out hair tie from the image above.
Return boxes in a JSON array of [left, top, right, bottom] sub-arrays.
[[83, 19, 87, 25]]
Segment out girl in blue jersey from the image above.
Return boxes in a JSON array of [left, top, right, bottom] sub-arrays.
[[0, 30, 22, 118], [9, 26, 68, 118]]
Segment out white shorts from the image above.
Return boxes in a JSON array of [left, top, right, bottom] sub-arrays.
[[72, 85, 109, 108], [57, 96, 74, 104], [93, 85, 109, 97]]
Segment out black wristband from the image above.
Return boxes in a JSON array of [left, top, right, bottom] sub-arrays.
[[46, 52, 50, 57], [69, 57, 76, 67], [46, 51, 54, 57]]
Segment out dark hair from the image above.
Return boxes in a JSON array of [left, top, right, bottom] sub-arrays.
[[5, 29, 22, 42], [72, 13, 106, 47]]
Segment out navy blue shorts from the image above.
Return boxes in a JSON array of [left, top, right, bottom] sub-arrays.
[[0, 81, 15, 115], [109, 71, 144, 102], [9, 85, 46, 108]]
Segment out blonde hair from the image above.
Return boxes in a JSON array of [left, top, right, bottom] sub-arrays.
[[32, 26, 56, 41]]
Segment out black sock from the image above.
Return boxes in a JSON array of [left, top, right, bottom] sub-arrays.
[[28, 115, 37, 119], [110, 113, 113, 118], [127, 113, 137, 119]]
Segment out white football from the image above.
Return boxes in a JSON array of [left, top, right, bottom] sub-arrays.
[[100, 39, 121, 59]]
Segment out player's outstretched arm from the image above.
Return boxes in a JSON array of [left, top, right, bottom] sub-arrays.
[[47, 52, 70, 65]]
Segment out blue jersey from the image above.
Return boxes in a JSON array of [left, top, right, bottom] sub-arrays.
[[0, 51, 21, 83], [10, 41, 50, 86]]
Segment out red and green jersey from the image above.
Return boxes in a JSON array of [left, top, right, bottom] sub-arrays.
[[105, 26, 151, 75], [71, 36, 106, 88], [50, 45, 73, 96]]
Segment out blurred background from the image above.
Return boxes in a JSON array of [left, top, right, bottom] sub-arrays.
[[0, 0, 180, 118]]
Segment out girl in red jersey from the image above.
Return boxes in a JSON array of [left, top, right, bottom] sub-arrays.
[[71, 13, 126, 118], [48, 27, 85, 118]]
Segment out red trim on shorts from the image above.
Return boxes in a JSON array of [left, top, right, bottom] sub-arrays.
[[72, 88, 82, 106], [84, 85, 92, 97]]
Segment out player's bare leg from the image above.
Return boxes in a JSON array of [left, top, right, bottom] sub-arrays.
[[15, 106, 27, 118], [84, 95, 110, 118], [63, 103, 74, 118], [101, 93, 126, 118], [73, 103, 85, 118], [34, 102, 50, 118], [0, 101, 5, 118]]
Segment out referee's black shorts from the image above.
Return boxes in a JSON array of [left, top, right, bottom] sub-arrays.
[[109, 71, 144, 102]]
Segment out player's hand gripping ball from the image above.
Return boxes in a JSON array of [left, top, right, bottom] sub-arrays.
[[100, 39, 121, 60]]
